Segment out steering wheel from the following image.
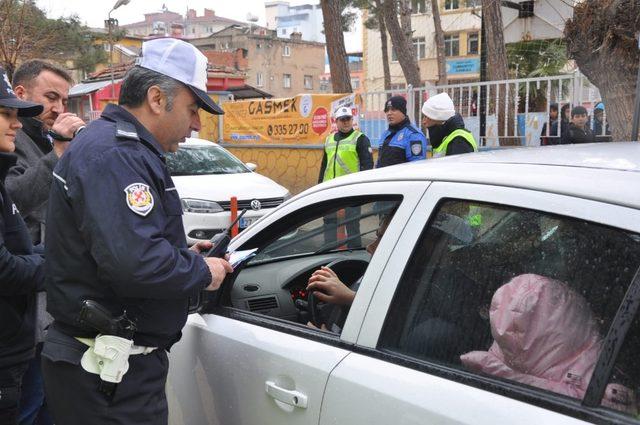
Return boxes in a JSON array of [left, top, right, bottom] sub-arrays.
[[308, 258, 369, 330]]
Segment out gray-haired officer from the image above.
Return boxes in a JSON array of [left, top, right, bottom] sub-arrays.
[[41, 38, 233, 425]]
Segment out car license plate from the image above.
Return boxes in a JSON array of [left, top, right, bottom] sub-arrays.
[[239, 217, 255, 228]]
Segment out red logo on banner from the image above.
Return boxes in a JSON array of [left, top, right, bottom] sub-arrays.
[[312, 107, 328, 135]]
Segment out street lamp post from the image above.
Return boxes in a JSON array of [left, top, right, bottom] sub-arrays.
[[107, 0, 131, 100]]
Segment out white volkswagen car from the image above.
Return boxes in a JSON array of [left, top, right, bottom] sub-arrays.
[[166, 138, 290, 245], [168, 143, 640, 425]]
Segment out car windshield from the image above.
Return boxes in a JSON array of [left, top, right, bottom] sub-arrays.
[[166, 145, 249, 176]]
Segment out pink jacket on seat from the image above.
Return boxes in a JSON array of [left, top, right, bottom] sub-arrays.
[[460, 274, 636, 413]]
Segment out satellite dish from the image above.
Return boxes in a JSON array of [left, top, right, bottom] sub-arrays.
[[246, 13, 259, 23]]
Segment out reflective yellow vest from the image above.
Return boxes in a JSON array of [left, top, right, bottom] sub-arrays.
[[322, 130, 361, 182], [432, 129, 478, 158]]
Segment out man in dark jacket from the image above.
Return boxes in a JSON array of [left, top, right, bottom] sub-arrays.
[[421, 93, 477, 157], [5, 60, 84, 425], [318, 106, 373, 248], [376, 96, 427, 168], [0, 66, 46, 425], [561, 106, 595, 144]]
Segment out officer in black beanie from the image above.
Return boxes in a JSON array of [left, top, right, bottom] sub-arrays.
[[376, 95, 427, 168]]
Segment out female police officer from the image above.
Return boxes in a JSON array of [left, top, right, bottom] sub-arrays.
[[0, 66, 45, 424]]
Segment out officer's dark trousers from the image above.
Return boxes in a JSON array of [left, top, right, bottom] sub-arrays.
[[0, 363, 28, 425], [40, 329, 168, 425], [323, 207, 362, 249]]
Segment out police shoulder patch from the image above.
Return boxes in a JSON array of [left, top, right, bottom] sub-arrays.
[[124, 183, 154, 217], [410, 141, 423, 156]]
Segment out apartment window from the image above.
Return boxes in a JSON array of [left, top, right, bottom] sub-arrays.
[[466, 0, 480, 7], [103, 43, 111, 52], [444, 34, 460, 56], [351, 77, 360, 90], [283, 45, 291, 57], [256, 72, 264, 87], [411, 0, 427, 13], [191, 28, 195, 34], [391, 47, 398, 62], [467, 32, 479, 55], [391, 83, 406, 90], [283, 73, 291, 88], [445, 0, 459, 10], [304, 75, 313, 90], [413, 37, 426, 60], [281, 28, 287, 35]]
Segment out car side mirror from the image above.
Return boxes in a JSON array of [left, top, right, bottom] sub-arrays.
[[245, 162, 257, 172]]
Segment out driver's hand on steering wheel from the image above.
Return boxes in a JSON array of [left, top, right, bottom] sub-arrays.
[[306, 266, 356, 306]]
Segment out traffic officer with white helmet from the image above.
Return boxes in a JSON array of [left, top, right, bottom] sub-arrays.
[[376, 95, 427, 168], [41, 38, 233, 425], [318, 106, 373, 248], [421, 92, 477, 157]]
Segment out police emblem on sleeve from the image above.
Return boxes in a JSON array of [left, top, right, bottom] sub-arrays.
[[411, 141, 423, 156], [124, 183, 154, 217]]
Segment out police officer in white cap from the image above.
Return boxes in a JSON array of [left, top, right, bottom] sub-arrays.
[[41, 38, 233, 425], [319, 106, 373, 248], [421, 92, 477, 157]]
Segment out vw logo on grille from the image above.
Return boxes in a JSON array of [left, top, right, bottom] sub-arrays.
[[250, 199, 262, 211]]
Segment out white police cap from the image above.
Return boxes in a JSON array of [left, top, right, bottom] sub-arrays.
[[137, 38, 223, 115]]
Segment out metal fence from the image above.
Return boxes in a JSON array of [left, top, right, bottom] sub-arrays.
[[360, 72, 607, 147]]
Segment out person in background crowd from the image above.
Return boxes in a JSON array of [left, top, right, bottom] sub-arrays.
[[41, 38, 233, 425], [5, 59, 85, 425], [421, 92, 477, 157], [0, 66, 46, 425], [318, 106, 373, 249], [592, 102, 611, 142], [550, 103, 571, 145], [561, 106, 595, 144], [376, 95, 427, 168], [540, 103, 558, 146]]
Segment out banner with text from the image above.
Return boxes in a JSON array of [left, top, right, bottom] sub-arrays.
[[223, 93, 360, 144]]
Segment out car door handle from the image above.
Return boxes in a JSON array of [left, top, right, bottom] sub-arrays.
[[265, 381, 308, 409]]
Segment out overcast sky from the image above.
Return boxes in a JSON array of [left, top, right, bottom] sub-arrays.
[[35, 0, 362, 51]]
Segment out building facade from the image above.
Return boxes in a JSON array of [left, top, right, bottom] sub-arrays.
[[121, 8, 244, 38], [363, 0, 481, 92], [363, 0, 578, 92], [265, 1, 325, 43], [191, 27, 325, 99]]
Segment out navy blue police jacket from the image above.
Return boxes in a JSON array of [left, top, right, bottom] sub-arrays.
[[45, 104, 212, 349], [0, 152, 45, 368], [376, 118, 427, 168]]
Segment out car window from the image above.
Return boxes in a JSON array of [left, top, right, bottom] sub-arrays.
[[166, 145, 248, 175], [250, 200, 398, 264], [221, 197, 401, 334], [379, 199, 640, 415]]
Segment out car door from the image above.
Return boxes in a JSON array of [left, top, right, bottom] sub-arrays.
[[167, 181, 428, 425], [319, 181, 640, 425]]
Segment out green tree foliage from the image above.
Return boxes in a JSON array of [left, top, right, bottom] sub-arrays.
[[0, 0, 106, 79], [506, 39, 568, 78]]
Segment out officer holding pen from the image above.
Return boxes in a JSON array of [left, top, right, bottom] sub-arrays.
[[40, 38, 233, 425]]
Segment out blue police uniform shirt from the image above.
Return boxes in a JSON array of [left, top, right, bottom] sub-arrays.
[[45, 104, 212, 349], [376, 121, 427, 168]]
